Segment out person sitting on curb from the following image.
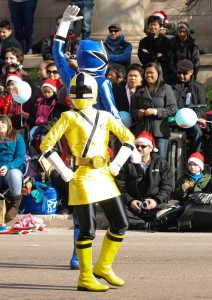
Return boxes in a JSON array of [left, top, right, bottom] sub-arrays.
[[115, 131, 173, 230]]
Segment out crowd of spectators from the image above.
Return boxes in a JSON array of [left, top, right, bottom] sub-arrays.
[[0, 5, 211, 231]]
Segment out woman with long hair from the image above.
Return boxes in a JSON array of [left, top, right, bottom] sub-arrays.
[[130, 62, 177, 159], [0, 115, 26, 223]]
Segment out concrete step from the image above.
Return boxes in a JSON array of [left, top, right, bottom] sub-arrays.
[[7, 210, 109, 230]]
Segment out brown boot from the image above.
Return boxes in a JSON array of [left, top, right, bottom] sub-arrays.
[[5, 195, 22, 223]]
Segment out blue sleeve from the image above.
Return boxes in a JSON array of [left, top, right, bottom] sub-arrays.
[[95, 78, 121, 121], [53, 40, 75, 95], [109, 44, 132, 64], [6, 134, 26, 171]]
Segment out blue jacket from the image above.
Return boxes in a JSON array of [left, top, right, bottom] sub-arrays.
[[104, 34, 132, 68], [0, 133, 26, 173]]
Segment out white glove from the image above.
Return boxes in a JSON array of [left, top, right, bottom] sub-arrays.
[[43, 150, 73, 182], [61, 168, 74, 182], [55, 5, 83, 40], [109, 162, 121, 177], [63, 5, 83, 22], [109, 144, 134, 176], [130, 148, 141, 163]]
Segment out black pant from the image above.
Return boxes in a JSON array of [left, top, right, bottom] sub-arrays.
[[74, 196, 129, 240]]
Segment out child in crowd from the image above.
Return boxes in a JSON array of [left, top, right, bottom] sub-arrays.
[[174, 152, 211, 202], [37, 60, 53, 86], [29, 78, 65, 145], [105, 64, 126, 85], [4, 73, 29, 128]]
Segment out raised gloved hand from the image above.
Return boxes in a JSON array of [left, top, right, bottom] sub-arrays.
[[55, 5, 83, 40], [63, 5, 83, 22]]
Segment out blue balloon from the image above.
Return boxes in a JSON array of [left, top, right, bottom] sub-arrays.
[[12, 81, 32, 104], [119, 111, 131, 128], [175, 108, 198, 129]]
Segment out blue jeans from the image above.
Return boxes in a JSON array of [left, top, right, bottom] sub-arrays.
[[154, 137, 169, 160], [69, 0, 94, 39], [8, 0, 37, 53], [0, 169, 23, 196], [185, 123, 203, 155]]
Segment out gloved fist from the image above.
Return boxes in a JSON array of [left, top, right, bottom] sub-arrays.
[[63, 5, 83, 22], [61, 168, 74, 182], [109, 162, 121, 176], [130, 148, 141, 163]]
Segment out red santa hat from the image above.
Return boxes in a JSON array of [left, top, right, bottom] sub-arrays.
[[6, 73, 22, 84], [152, 11, 168, 23], [188, 152, 204, 170], [136, 131, 158, 152], [41, 79, 60, 94]]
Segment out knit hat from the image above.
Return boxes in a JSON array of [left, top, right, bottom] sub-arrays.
[[41, 79, 60, 94], [108, 24, 122, 31], [152, 11, 168, 24], [6, 73, 22, 84], [176, 59, 194, 71], [188, 152, 204, 170], [177, 21, 190, 34], [136, 131, 158, 152]]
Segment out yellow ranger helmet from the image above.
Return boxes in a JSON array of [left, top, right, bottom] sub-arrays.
[[70, 72, 98, 109]]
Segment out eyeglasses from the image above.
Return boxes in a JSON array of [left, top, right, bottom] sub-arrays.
[[136, 145, 149, 149], [177, 71, 189, 76], [47, 70, 58, 75], [109, 29, 120, 33]]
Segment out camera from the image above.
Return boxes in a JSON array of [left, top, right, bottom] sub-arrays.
[[69, 54, 76, 59], [138, 200, 150, 209]]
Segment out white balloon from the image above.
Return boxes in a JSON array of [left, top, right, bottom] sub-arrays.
[[12, 81, 32, 104], [175, 108, 198, 129]]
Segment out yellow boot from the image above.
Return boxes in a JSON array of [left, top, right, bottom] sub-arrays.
[[93, 229, 125, 286], [76, 240, 109, 292]]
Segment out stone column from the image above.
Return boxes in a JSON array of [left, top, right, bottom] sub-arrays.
[[90, 0, 145, 63]]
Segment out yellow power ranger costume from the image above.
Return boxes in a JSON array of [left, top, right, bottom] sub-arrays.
[[40, 108, 135, 205]]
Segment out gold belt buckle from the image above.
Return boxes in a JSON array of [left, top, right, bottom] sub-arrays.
[[91, 155, 106, 169]]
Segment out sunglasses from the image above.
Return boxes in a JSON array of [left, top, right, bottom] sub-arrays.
[[177, 71, 189, 76], [109, 29, 120, 33], [136, 145, 149, 149], [47, 70, 58, 75]]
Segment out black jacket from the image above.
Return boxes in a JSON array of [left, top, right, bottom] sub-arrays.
[[41, 32, 78, 61], [172, 77, 207, 118], [115, 153, 173, 206], [130, 83, 177, 137], [170, 35, 200, 77], [137, 34, 172, 76]]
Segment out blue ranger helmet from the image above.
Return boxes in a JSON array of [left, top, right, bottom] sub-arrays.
[[76, 40, 108, 76]]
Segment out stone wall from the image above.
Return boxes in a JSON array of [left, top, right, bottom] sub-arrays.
[[0, 0, 211, 85], [0, 0, 211, 52]]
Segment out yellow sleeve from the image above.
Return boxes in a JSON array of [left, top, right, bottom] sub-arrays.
[[40, 112, 72, 153], [107, 113, 135, 146]]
